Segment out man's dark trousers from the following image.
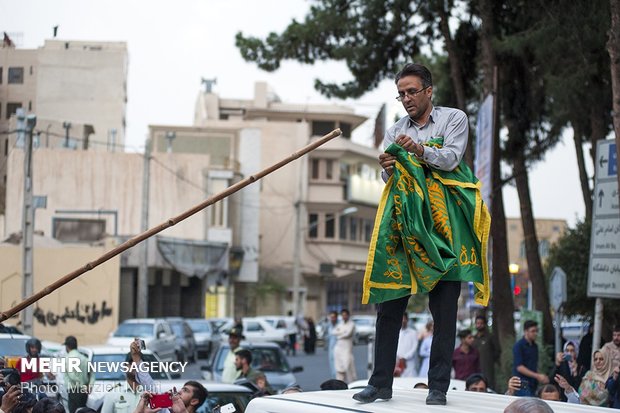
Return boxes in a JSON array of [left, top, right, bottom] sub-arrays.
[[367, 281, 461, 393]]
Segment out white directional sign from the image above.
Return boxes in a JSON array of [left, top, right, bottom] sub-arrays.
[[588, 139, 620, 298], [549, 267, 567, 311]]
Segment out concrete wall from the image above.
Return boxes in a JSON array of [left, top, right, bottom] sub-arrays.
[[0, 237, 120, 345]]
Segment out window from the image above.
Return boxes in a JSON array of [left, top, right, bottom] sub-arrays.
[[350, 217, 358, 241], [325, 159, 334, 180], [519, 241, 526, 258], [311, 120, 336, 137], [0, 67, 3, 84], [339, 215, 348, 240], [539, 239, 550, 258], [308, 213, 318, 238], [340, 122, 352, 139], [311, 159, 320, 179], [8, 67, 24, 84], [364, 219, 373, 242], [325, 213, 335, 238], [6, 102, 22, 119], [53, 218, 106, 242]]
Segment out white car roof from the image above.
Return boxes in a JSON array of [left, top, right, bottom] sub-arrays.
[[81, 345, 155, 355], [349, 377, 466, 392], [245, 388, 604, 413]]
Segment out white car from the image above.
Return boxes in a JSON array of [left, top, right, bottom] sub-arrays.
[[348, 377, 466, 392], [244, 387, 597, 413], [218, 317, 287, 348], [351, 315, 375, 344], [106, 318, 177, 362]]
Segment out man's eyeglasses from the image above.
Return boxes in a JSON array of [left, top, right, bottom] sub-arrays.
[[396, 86, 429, 101]]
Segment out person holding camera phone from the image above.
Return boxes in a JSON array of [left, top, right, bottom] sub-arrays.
[[130, 340, 207, 413], [550, 340, 584, 400], [512, 320, 548, 396]]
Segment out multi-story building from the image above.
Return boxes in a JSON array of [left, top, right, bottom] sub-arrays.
[[149, 82, 383, 319], [0, 38, 128, 212]]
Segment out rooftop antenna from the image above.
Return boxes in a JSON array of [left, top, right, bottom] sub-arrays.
[[201, 77, 217, 93], [53, 26, 59, 38]]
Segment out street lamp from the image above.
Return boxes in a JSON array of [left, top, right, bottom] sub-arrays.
[[291, 205, 358, 317]]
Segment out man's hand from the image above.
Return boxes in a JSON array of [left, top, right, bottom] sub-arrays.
[[394, 134, 424, 156], [1, 385, 22, 413], [170, 390, 187, 413], [537, 373, 549, 384], [506, 376, 520, 395], [379, 153, 397, 176], [133, 392, 162, 413], [130, 339, 143, 364]]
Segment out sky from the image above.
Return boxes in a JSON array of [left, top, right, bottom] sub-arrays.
[[0, 0, 589, 227]]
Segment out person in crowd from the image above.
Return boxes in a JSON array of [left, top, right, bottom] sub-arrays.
[[554, 373, 581, 404], [395, 312, 418, 377], [513, 320, 548, 396], [333, 309, 356, 383], [14, 338, 47, 385], [281, 385, 303, 394], [131, 381, 207, 413], [11, 397, 37, 413], [577, 323, 605, 373], [452, 329, 480, 380], [326, 311, 339, 378], [234, 349, 274, 396], [63, 336, 92, 413], [285, 311, 297, 356], [536, 384, 561, 401], [32, 400, 64, 413], [101, 356, 142, 413], [465, 373, 488, 392], [319, 379, 348, 391], [303, 318, 317, 354], [602, 325, 620, 371], [550, 340, 584, 400], [607, 365, 620, 409], [417, 321, 433, 377], [578, 349, 613, 406], [472, 315, 499, 389], [503, 397, 554, 413], [221, 327, 244, 383], [1, 384, 22, 413]]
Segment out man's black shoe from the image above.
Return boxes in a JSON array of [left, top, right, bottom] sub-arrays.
[[426, 389, 447, 405], [352, 385, 392, 403]]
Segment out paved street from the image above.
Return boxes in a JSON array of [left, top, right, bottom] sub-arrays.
[[180, 342, 371, 391]]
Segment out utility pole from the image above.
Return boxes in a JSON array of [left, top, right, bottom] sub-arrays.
[[20, 110, 36, 335], [136, 140, 151, 318], [62, 121, 71, 148], [292, 200, 302, 317]]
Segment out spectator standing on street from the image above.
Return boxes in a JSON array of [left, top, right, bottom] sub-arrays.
[[577, 323, 605, 373], [513, 320, 548, 396], [551, 340, 584, 400], [63, 336, 92, 413], [15, 338, 46, 385], [602, 325, 620, 372], [326, 311, 339, 378], [234, 349, 274, 396], [418, 321, 433, 377], [221, 327, 244, 383], [465, 373, 488, 392], [395, 312, 418, 377], [578, 349, 612, 406], [607, 365, 620, 409], [333, 309, 356, 383], [303, 318, 317, 354], [472, 315, 499, 389], [452, 329, 480, 381], [101, 354, 142, 413], [285, 311, 297, 356]]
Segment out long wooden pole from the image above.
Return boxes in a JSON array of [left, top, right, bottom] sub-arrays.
[[0, 128, 342, 323]]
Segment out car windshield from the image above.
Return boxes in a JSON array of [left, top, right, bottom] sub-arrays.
[[215, 346, 290, 373], [196, 391, 250, 413], [170, 323, 184, 336], [91, 353, 168, 380], [187, 320, 211, 333], [113, 323, 153, 338], [0, 338, 29, 356]]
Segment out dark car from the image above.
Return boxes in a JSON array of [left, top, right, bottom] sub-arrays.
[[165, 317, 198, 363], [187, 318, 219, 359], [202, 341, 303, 393]]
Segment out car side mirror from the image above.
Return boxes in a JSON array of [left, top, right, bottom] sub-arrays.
[[292, 366, 303, 373]]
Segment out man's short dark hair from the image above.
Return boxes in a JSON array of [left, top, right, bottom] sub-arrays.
[[458, 329, 472, 340], [465, 373, 488, 390], [235, 349, 252, 364], [341, 309, 350, 316], [395, 63, 433, 88], [523, 320, 538, 331], [63, 336, 78, 350], [613, 324, 620, 332], [185, 380, 208, 408], [475, 315, 487, 323], [320, 379, 348, 390]]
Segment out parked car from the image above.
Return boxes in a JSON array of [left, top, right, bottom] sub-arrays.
[[244, 387, 592, 413], [52, 345, 173, 412], [165, 317, 198, 363], [218, 317, 288, 348], [351, 315, 375, 344], [186, 318, 219, 359], [106, 318, 177, 362], [202, 341, 303, 393]]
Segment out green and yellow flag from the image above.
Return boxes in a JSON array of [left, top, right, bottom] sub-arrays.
[[362, 139, 491, 306]]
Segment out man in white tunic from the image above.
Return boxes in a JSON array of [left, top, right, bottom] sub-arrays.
[[396, 312, 419, 377], [334, 309, 357, 383]]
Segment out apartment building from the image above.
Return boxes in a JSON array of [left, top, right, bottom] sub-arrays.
[[149, 82, 383, 319]]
